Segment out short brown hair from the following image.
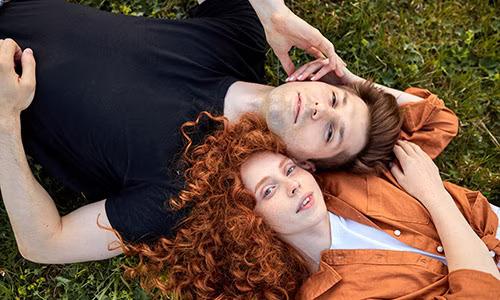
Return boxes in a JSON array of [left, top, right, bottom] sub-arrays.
[[311, 81, 403, 174]]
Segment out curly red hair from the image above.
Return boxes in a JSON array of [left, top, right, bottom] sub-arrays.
[[122, 112, 309, 299]]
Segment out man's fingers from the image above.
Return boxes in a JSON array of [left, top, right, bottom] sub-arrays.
[[334, 56, 345, 77], [317, 38, 342, 72], [0, 38, 22, 70], [276, 51, 295, 76], [298, 60, 326, 80], [20, 48, 36, 89], [315, 36, 336, 61], [310, 65, 333, 81], [288, 60, 316, 81], [305, 46, 325, 59]]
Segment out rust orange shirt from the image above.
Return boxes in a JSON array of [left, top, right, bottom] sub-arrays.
[[298, 88, 500, 299]]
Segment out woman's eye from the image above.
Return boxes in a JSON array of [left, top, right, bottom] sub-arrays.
[[263, 186, 275, 198], [286, 165, 295, 176], [331, 92, 336, 107], [327, 124, 334, 142]]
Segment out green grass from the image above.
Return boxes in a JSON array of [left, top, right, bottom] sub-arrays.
[[0, 0, 498, 299]]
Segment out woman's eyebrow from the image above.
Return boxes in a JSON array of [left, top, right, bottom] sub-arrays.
[[254, 157, 288, 194], [254, 176, 270, 194]]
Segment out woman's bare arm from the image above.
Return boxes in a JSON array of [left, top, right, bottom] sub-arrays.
[[391, 141, 499, 278]]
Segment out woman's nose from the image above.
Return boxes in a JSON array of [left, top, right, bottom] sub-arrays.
[[288, 180, 301, 197]]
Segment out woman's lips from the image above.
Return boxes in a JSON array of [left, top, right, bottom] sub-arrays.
[[296, 193, 314, 213], [294, 93, 302, 124]]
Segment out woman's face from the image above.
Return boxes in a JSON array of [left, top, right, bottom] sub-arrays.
[[240, 151, 328, 236]]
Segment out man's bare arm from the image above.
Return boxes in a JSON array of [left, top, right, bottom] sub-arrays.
[[0, 39, 122, 264], [248, 0, 345, 76]]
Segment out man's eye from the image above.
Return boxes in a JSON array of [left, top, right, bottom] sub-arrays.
[[286, 165, 295, 176], [263, 186, 275, 198], [331, 92, 336, 107], [327, 124, 334, 142]]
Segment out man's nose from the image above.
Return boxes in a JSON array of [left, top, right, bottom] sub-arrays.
[[311, 101, 326, 121]]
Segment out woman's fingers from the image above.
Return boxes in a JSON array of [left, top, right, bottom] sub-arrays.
[[397, 140, 417, 156], [393, 144, 409, 170], [390, 162, 404, 181]]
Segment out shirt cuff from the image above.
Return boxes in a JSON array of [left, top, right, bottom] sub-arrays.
[[448, 269, 500, 297], [400, 87, 444, 133]]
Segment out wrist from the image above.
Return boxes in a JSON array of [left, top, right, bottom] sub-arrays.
[[420, 189, 453, 211], [250, 0, 289, 26]]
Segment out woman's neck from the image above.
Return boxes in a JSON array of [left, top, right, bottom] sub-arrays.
[[280, 212, 332, 273]]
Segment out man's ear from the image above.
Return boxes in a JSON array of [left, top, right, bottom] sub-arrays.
[[295, 160, 317, 172]]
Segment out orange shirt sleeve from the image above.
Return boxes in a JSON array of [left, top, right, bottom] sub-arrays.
[[444, 182, 500, 263], [399, 88, 459, 159], [436, 269, 500, 299]]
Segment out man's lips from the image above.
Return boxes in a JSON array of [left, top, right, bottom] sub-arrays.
[[294, 93, 302, 124], [296, 193, 314, 213]]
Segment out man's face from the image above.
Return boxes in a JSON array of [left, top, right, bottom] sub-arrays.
[[261, 81, 370, 163]]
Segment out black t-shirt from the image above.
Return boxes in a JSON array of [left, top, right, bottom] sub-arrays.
[[0, 0, 266, 242]]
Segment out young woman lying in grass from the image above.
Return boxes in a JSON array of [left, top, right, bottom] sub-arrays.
[[121, 113, 499, 299]]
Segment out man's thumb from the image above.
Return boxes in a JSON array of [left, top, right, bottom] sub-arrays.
[[20, 48, 36, 87]]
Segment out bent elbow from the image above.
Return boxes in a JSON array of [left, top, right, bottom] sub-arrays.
[[17, 244, 51, 264]]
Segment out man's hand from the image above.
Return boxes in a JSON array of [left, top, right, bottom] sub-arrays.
[[0, 39, 36, 126], [248, 1, 345, 77], [286, 58, 362, 85]]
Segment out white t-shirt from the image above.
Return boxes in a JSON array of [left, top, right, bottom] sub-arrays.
[[330, 206, 500, 267], [328, 204, 500, 267]]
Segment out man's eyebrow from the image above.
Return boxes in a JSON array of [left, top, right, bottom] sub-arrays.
[[343, 92, 347, 106], [279, 156, 288, 169]]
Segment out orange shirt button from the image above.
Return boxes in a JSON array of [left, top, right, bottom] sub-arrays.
[[436, 246, 444, 253], [393, 230, 401, 237]]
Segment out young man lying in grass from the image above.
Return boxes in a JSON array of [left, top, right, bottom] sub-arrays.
[[0, 0, 407, 264]]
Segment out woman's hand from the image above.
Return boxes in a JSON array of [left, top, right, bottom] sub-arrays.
[[390, 141, 448, 208], [249, 1, 345, 77], [286, 58, 361, 84], [0, 38, 36, 128]]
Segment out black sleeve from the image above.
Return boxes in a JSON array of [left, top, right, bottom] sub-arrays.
[[189, 0, 267, 55], [105, 183, 190, 243]]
